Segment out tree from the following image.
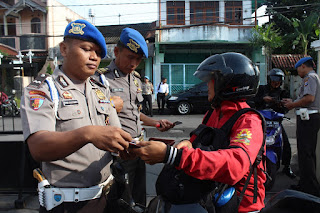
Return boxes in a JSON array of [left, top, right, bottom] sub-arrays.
[[278, 12, 320, 55], [250, 23, 283, 71], [267, 0, 320, 55]]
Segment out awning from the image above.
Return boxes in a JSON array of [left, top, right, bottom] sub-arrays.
[[272, 54, 310, 70]]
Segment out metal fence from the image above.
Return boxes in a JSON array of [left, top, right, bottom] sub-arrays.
[[161, 63, 202, 94]]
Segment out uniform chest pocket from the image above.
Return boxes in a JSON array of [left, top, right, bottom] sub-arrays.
[[57, 106, 84, 120], [95, 103, 111, 115]]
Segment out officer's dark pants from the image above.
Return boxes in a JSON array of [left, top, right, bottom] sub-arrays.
[[157, 93, 166, 113], [105, 157, 146, 212], [142, 94, 153, 116], [296, 114, 320, 197], [281, 124, 291, 166], [39, 194, 106, 213]]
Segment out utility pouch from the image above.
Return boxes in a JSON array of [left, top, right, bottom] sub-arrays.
[[38, 186, 65, 211], [300, 108, 310, 120]]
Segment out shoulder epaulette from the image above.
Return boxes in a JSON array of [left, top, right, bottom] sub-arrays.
[[28, 73, 50, 88], [97, 67, 110, 74], [133, 71, 141, 79], [90, 77, 106, 88]]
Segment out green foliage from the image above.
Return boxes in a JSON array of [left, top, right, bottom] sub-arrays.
[[267, 0, 320, 54], [0, 50, 8, 56], [46, 64, 53, 75], [277, 12, 320, 55], [250, 23, 283, 51]]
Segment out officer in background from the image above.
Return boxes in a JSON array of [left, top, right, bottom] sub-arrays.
[[20, 19, 132, 212], [142, 76, 154, 116], [283, 57, 320, 197], [98, 27, 174, 211], [254, 68, 296, 179]]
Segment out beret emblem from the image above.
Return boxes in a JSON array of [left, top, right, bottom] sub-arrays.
[[69, 23, 86, 35], [127, 39, 140, 53]]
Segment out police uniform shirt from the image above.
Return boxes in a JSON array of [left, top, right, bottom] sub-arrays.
[[296, 70, 320, 110], [21, 66, 121, 188], [142, 82, 153, 95], [104, 60, 143, 138]]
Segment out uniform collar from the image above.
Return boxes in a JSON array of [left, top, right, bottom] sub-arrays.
[[52, 66, 90, 92], [109, 60, 128, 78]]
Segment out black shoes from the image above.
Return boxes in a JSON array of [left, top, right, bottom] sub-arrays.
[[282, 165, 296, 179]]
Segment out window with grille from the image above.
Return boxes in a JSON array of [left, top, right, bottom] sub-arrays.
[[225, 1, 242, 24], [167, 1, 185, 25], [31, 17, 41, 33], [190, 1, 219, 24]]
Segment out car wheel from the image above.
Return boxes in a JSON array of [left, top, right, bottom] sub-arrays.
[[177, 102, 191, 115]]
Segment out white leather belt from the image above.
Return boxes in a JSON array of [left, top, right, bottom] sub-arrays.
[[295, 109, 319, 115], [58, 183, 104, 202], [39, 175, 114, 211]]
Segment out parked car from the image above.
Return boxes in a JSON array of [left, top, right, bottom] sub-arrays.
[[166, 82, 210, 115]]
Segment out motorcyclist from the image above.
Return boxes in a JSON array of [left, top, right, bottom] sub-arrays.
[[132, 52, 266, 212], [253, 68, 296, 179]]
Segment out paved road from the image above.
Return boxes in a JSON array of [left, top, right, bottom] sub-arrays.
[[0, 110, 299, 212]]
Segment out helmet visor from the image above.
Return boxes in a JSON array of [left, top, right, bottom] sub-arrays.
[[193, 70, 214, 82], [269, 75, 282, 82]]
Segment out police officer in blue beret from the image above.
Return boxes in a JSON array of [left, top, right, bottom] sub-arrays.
[[283, 57, 320, 197], [97, 27, 175, 212], [21, 19, 133, 212]]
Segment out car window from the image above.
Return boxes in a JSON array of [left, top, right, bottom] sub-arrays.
[[199, 84, 208, 92]]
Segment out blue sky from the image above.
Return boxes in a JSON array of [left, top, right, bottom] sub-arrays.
[[57, 0, 158, 26]]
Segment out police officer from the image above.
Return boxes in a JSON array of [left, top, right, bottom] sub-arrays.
[[98, 27, 174, 211], [283, 57, 320, 197], [254, 68, 296, 179], [20, 20, 132, 213], [142, 76, 154, 116]]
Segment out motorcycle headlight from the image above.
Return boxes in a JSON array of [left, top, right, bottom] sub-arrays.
[[266, 136, 275, 146], [168, 96, 178, 101]]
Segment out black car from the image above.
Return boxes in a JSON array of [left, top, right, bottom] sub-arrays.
[[166, 82, 211, 115]]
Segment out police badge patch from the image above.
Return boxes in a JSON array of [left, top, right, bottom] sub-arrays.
[[30, 96, 45, 110], [95, 89, 106, 100]]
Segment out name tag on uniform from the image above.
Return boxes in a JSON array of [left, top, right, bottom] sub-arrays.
[[111, 88, 124, 92], [62, 100, 79, 106]]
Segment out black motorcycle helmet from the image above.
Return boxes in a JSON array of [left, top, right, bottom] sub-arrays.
[[194, 52, 260, 106], [267, 68, 284, 85]]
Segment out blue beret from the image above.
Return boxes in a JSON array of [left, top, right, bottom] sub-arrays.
[[64, 19, 107, 59], [144, 76, 149, 80], [120, 28, 148, 57], [295, 57, 313, 69]]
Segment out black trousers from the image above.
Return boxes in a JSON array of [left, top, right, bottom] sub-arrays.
[[105, 157, 146, 213], [297, 113, 320, 197], [142, 94, 153, 116], [157, 93, 166, 112], [281, 124, 291, 166], [39, 194, 107, 213]]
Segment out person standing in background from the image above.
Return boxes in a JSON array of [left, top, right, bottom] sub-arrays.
[[142, 76, 154, 116], [157, 77, 169, 114], [283, 57, 320, 197]]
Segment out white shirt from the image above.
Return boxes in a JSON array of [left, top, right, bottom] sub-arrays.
[[157, 82, 169, 94]]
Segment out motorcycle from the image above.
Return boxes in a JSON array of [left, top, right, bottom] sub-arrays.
[[258, 109, 284, 190], [261, 189, 320, 213], [1, 95, 20, 117]]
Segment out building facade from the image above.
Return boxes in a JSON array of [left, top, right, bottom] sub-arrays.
[[0, 0, 83, 96], [154, 0, 266, 94]]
